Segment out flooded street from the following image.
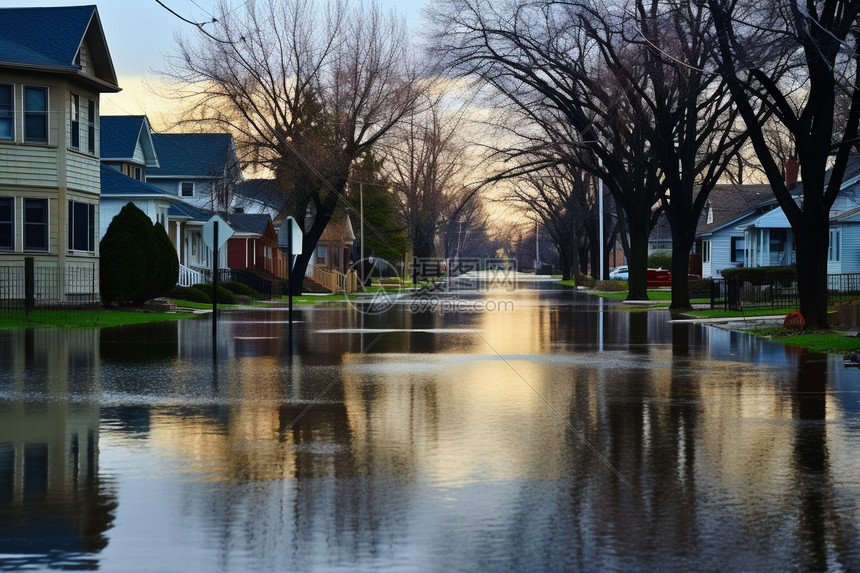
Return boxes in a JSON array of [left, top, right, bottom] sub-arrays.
[[1, 278, 859, 571]]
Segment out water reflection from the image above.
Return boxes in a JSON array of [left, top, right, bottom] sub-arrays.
[[0, 330, 116, 570], [0, 282, 859, 570]]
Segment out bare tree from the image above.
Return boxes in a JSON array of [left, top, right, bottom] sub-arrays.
[[708, 0, 860, 328], [577, 1, 752, 310], [385, 93, 479, 261], [163, 0, 422, 294]]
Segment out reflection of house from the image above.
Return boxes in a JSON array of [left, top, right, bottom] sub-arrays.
[[0, 329, 116, 561], [0, 5, 120, 301]]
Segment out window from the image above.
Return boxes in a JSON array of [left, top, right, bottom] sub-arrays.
[[87, 100, 96, 154], [68, 200, 95, 252], [133, 166, 143, 181], [70, 93, 80, 150], [24, 86, 48, 143], [23, 198, 48, 251], [702, 240, 711, 263], [0, 198, 12, 250], [0, 84, 12, 140], [181, 181, 194, 197], [829, 229, 841, 262], [730, 236, 745, 264], [316, 244, 327, 266]]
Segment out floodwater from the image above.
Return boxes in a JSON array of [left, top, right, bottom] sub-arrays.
[[1, 276, 859, 572]]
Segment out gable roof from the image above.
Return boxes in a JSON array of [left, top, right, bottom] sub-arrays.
[[169, 201, 213, 223], [148, 133, 236, 179], [223, 213, 273, 237], [697, 184, 773, 235], [100, 163, 179, 201], [234, 179, 288, 208], [0, 5, 119, 92], [100, 116, 159, 166]]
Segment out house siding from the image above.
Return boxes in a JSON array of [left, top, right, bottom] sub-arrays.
[[0, 145, 59, 188], [842, 223, 860, 273], [66, 151, 100, 193]]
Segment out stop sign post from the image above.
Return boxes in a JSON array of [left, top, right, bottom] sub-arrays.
[[202, 216, 235, 358]]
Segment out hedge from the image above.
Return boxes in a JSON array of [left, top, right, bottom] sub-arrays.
[[192, 283, 236, 304], [220, 281, 261, 299]]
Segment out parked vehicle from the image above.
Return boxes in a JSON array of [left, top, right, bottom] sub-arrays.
[[647, 268, 672, 287], [609, 265, 628, 280]]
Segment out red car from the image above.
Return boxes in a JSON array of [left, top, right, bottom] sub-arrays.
[[646, 268, 672, 287]]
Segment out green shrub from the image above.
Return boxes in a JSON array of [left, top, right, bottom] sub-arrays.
[[721, 265, 796, 280], [169, 285, 211, 304], [688, 277, 713, 296], [648, 250, 672, 269], [220, 281, 260, 299], [100, 202, 177, 306], [594, 279, 627, 292], [193, 283, 236, 304], [577, 273, 596, 288]]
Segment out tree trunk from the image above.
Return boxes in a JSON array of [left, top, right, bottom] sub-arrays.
[[796, 210, 831, 329], [669, 229, 695, 311], [626, 223, 649, 301]]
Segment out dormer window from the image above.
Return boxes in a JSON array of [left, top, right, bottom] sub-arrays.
[[181, 181, 194, 197]]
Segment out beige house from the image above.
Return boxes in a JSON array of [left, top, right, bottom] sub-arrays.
[[0, 6, 120, 303]]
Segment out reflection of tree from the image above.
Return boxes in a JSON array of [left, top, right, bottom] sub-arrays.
[[0, 329, 116, 566], [791, 353, 855, 570]]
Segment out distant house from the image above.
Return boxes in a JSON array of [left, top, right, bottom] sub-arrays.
[[232, 178, 286, 220], [311, 215, 356, 276], [0, 5, 120, 302], [223, 213, 283, 279], [695, 184, 773, 278], [696, 157, 860, 277], [98, 115, 178, 235], [147, 133, 240, 212]]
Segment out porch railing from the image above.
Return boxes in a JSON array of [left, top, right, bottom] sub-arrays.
[[312, 265, 358, 293], [178, 264, 204, 287]]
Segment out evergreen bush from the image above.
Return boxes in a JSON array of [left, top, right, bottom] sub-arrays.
[[221, 281, 260, 299], [193, 283, 236, 304], [100, 203, 177, 306], [169, 285, 211, 304]]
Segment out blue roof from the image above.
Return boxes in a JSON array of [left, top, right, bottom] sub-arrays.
[[169, 201, 214, 223], [100, 163, 175, 199], [100, 116, 147, 160], [0, 5, 93, 67], [234, 179, 288, 208], [0, 5, 118, 90], [224, 213, 272, 236], [149, 133, 235, 178]]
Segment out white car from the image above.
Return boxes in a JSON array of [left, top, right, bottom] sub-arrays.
[[608, 265, 628, 280]]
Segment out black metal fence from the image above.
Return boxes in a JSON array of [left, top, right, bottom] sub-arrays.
[[199, 268, 277, 298], [0, 259, 99, 322], [711, 273, 860, 310]]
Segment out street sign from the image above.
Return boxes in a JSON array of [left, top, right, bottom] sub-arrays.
[[278, 216, 303, 255], [202, 215, 234, 251]]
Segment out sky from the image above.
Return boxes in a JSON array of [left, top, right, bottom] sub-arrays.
[[0, 0, 428, 125]]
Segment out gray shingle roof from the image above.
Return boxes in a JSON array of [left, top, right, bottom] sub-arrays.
[[697, 184, 774, 235], [100, 163, 175, 198], [0, 5, 118, 90], [148, 133, 235, 178], [100, 116, 146, 160]]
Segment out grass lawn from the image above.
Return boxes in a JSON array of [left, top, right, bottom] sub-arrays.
[[0, 308, 195, 330], [750, 326, 860, 354]]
